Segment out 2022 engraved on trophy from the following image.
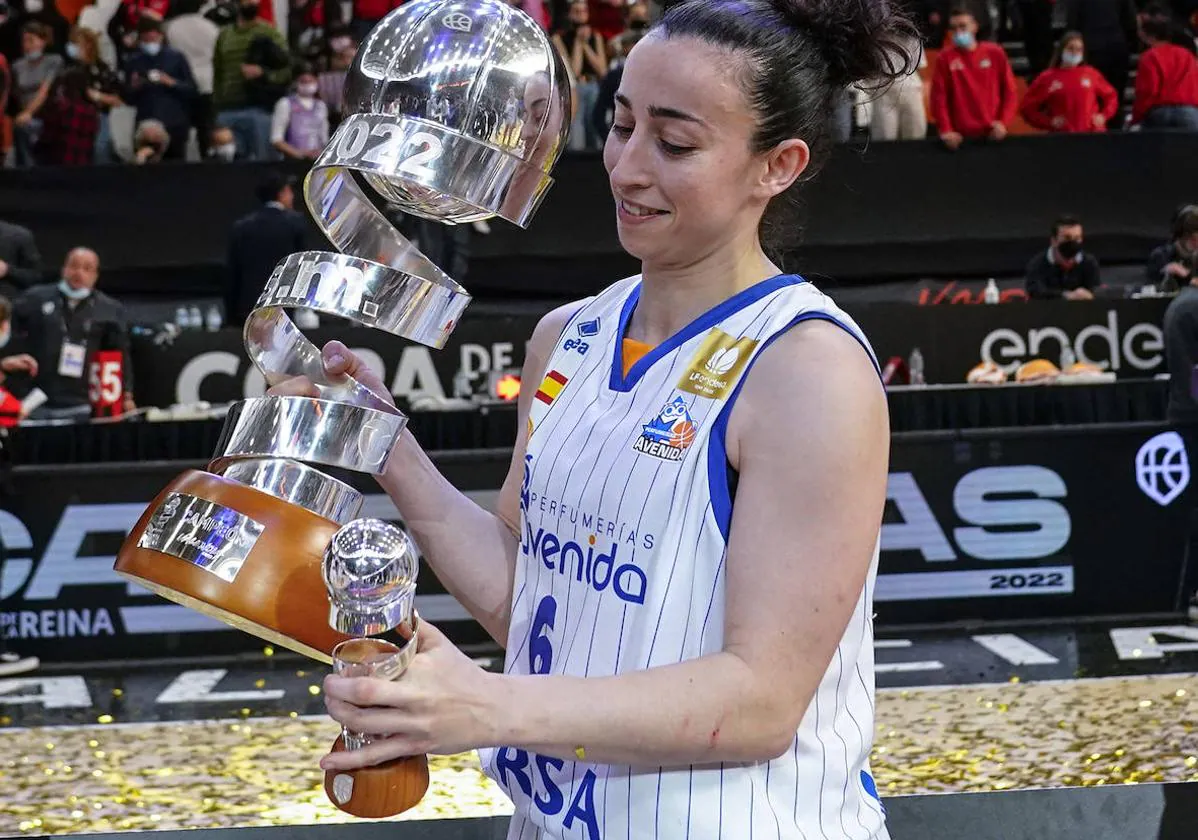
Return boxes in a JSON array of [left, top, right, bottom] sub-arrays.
[[112, 0, 571, 666]]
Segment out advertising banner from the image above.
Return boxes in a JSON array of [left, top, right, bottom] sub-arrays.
[[1, 425, 1191, 660]]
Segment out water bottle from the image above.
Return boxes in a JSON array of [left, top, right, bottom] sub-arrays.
[[175, 306, 189, 329], [205, 305, 223, 332], [983, 278, 1000, 304], [1060, 345, 1076, 371], [909, 347, 925, 386], [188, 306, 203, 330]]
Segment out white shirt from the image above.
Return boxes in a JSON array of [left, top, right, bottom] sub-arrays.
[[164, 13, 220, 95]]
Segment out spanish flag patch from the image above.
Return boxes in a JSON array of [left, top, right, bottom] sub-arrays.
[[534, 370, 568, 405]]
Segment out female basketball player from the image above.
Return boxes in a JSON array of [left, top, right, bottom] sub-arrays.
[[274, 0, 914, 836]]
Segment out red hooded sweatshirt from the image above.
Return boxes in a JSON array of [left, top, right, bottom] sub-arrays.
[[930, 41, 1019, 137], [1021, 65, 1119, 132], [1132, 42, 1198, 124]]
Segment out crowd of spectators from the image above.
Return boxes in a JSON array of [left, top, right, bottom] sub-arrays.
[[0, 0, 1194, 166]]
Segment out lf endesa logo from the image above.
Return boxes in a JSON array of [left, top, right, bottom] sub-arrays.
[[981, 310, 1163, 374]]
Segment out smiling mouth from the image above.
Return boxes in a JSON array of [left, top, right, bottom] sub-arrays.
[[620, 199, 668, 217]]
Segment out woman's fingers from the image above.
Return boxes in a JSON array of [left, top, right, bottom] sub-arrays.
[[265, 375, 320, 398], [320, 735, 423, 771], [321, 341, 394, 404], [324, 697, 414, 738]]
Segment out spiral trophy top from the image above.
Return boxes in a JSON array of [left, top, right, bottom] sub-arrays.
[[206, 0, 572, 528], [343, 0, 573, 225]]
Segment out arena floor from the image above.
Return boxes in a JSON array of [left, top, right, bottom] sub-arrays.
[[2, 618, 1197, 836]]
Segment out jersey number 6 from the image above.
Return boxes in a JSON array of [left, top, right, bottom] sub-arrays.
[[529, 595, 557, 675]]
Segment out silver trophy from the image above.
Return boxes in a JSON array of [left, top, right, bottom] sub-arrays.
[[116, 0, 571, 666], [321, 518, 427, 817]]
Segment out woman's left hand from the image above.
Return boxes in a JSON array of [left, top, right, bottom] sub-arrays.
[[319, 620, 502, 772]]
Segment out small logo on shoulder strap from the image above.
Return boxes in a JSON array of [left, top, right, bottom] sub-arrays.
[[677, 328, 758, 399]]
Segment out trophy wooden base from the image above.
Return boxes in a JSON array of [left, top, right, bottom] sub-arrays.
[[323, 734, 430, 818], [113, 469, 354, 663]]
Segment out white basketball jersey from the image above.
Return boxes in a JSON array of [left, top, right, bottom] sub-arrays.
[[478, 274, 889, 840]]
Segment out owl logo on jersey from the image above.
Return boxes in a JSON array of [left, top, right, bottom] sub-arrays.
[[632, 396, 697, 461]]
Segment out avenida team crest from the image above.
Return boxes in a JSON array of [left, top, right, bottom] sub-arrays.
[[632, 395, 697, 462]]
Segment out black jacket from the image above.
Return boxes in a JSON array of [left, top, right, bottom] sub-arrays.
[[225, 204, 308, 324], [1147, 242, 1195, 289], [1024, 249, 1102, 299], [0, 220, 44, 302], [10, 283, 133, 409]]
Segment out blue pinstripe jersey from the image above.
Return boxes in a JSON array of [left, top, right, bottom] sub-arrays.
[[477, 274, 889, 840]]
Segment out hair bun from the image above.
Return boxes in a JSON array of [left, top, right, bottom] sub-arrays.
[[770, 0, 920, 88]]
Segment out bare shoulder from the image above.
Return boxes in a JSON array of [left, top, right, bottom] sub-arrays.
[[726, 319, 889, 469]]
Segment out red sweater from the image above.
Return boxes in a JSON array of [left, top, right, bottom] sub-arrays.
[[930, 42, 1018, 137], [1020, 66, 1119, 132], [1132, 43, 1198, 124]]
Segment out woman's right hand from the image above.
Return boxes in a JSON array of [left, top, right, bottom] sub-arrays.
[[266, 340, 395, 408]]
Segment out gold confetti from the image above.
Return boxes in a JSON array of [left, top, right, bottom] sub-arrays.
[[254, 679, 267, 689], [96, 715, 113, 725], [112, 689, 124, 698], [263, 646, 275, 657], [308, 685, 321, 696]]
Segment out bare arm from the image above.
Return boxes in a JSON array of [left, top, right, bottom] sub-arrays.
[[375, 302, 584, 645], [320, 320, 890, 770]]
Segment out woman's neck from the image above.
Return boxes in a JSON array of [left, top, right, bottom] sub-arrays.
[[627, 241, 781, 345]]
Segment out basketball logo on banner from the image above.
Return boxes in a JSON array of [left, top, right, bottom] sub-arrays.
[[1135, 431, 1190, 506]]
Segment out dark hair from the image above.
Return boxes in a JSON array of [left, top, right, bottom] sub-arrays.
[[256, 171, 296, 204], [22, 21, 52, 43], [1049, 30, 1084, 69], [948, 6, 975, 20], [656, 0, 917, 256], [1174, 205, 1198, 240], [1053, 215, 1082, 237]]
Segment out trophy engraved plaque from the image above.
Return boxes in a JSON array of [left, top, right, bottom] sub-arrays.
[[112, 0, 571, 664], [321, 518, 428, 817]]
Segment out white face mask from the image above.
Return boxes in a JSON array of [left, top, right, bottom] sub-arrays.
[[25, 0, 43, 12], [297, 83, 318, 98], [214, 143, 236, 161]]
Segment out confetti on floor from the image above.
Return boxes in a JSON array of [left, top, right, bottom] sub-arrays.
[[1, 674, 1196, 835]]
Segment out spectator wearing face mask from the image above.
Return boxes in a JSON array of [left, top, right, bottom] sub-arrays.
[[212, 0, 291, 160], [10, 247, 135, 422], [270, 64, 328, 159], [207, 123, 236, 160], [1025, 216, 1102, 301], [123, 17, 195, 159], [1148, 205, 1198, 291], [164, 0, 218, 158], [6, 0, 69, 63], [34, 39, 100, 164], [317, 30, 355, 128], [607, 2, 648, 59], [929, 6, 1018, 151], [1130, 12, 1198, 130], [1065, 0, 1139, 121], [12, 21, 64, 166], [62, 26, 122, 163], [1020, 31, 1120, 133], [131, 116, 168, 162]]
